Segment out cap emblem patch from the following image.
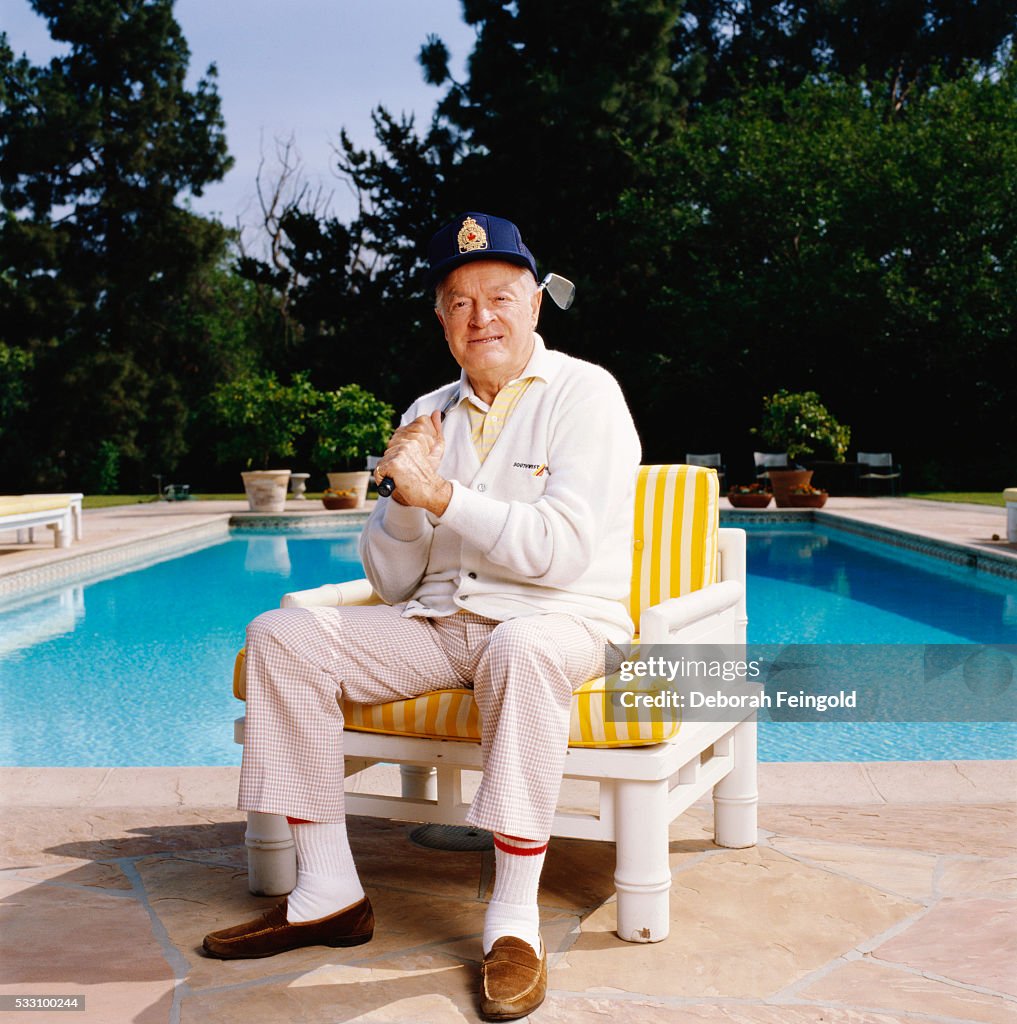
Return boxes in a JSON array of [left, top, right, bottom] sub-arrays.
[[457, 216, 488, 254]]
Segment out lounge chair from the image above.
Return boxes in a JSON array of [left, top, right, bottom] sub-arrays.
[[0, 493, 83, 549], [685, 452, 727, 491], [230, 464, 756, 943], [857, 452, 902, 496]]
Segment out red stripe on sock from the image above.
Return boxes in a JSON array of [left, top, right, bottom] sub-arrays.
[[493, 835, 548, 856]]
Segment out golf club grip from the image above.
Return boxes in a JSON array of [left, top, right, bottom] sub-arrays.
[[377, 391, 458, 500]]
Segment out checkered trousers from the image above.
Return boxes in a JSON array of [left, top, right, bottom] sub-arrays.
[[238, 604, 607, 839]]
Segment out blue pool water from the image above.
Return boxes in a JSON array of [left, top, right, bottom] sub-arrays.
[[0, 523, 1014, 766], [744, 525, 1016, 760]]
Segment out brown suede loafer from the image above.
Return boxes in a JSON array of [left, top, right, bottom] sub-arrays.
[[480, 936, 547, 1021], [202, 897, 374, 960]]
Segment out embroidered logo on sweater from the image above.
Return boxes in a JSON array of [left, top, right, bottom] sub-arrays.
[[513, 461, 549, 476]]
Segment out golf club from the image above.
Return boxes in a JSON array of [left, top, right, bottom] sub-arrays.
[[378, 272, 576, 497], [538, 272, 576, 310]]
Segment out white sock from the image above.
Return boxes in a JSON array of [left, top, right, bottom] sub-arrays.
[[285, 822, 365, 924], [483, 833, 547, 957]]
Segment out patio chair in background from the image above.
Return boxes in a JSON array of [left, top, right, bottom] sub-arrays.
[[753, 451, 788, 484], [857, 452, 902, 496], [686, 453, 727, 491], [231, 464, 757, 944]]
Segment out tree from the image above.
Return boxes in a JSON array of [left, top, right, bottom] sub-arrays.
[[673, 1, 1015, 111], [0, 0, 232, 489], [618, 62, 1017, 485]]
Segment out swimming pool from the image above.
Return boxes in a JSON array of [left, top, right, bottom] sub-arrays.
[[0, 523, 1014, 766]]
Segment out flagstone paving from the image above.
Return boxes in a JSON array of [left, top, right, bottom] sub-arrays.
[[0, 499, 1014, 1020], [0, 762, 1014, 1023]]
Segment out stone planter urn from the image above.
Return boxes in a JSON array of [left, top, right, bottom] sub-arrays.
[[326, 471, 371, 509], [241, 470, 292, 513], [767, 468, 814, 508], [289, 472, 310, 500]]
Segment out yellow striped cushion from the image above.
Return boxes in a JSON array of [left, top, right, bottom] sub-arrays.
[[629, 464, 719, 627], [234, 651, 677, 747], [232, 463, 714, 749]]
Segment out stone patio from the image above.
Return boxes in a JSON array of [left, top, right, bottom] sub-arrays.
[[0, 762, 1014, 1023], [1, 497, 1014, 1022]]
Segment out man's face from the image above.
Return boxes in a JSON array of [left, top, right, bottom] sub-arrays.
[[435, 261, 541, 394]]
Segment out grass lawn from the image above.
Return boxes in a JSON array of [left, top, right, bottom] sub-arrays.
[[905, 492, 1004, 507]]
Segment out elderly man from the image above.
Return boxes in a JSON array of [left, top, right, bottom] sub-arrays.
[[203, 212, 640, 1020]]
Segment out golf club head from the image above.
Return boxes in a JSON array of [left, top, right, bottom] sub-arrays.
[[538, 273, 576, 310]]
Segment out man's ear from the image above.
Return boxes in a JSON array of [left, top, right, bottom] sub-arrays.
[[434, 306, 447, 332], [531, 285, 543, 325]]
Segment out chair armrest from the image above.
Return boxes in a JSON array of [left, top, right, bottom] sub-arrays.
[[280, 578, 383, 608], [639, 580, 744, 645]]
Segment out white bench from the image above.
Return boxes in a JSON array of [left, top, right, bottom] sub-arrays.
[[0, 494, 84, 549]]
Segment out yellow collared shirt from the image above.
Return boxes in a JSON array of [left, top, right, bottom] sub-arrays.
[[465, 377, 536, 464]]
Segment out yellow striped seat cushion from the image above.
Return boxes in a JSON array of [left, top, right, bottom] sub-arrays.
[[231, 463, 714, 749], [233, 651, 678, 747]]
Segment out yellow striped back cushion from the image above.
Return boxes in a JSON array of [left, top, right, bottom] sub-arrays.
[[629, 464, 719, 627]]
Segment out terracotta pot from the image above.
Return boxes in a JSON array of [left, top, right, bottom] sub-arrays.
[[727, 492, 773, 509], [322, 495, 359, 510], [326, 471, 371, 509], [767, 468, 814, 508], [241, 470, 292, 513], [787, 491, 828, 508]]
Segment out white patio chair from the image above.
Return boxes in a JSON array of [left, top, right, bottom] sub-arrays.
[[857, 452, 902, 496], [752, 451, 788, 484], [231, 464, 756, 943]]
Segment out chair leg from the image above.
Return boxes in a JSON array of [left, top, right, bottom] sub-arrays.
[[245, 811, 297, 896], [713, 716, 758, 849], [400, 764, 437, 800], [613, 778, 672, 942]]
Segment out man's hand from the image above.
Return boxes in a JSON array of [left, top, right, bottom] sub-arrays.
[[374, 409, 453, 515]]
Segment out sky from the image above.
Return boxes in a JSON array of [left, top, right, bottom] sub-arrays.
[[2, 0, 475, 229]]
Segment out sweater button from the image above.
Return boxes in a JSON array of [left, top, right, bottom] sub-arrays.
[[468, 572, 477, 579], [477, 483, 487, 492]]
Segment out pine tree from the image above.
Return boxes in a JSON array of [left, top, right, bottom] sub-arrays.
[[0, 0, 232, 488]]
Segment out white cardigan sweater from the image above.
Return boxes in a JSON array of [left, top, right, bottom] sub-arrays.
[[359, 335, 641, 642]]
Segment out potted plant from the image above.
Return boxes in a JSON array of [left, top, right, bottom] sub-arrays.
[[308, 384, 395, 509], [209, 371, 316, 512], [752, 390, 850, 507], [321, 486, 359, 510], [787, 483, 828, 508], [727, 483, 773, 509]]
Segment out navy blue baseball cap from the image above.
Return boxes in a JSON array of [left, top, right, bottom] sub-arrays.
[[426, 212, 538, 290]]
